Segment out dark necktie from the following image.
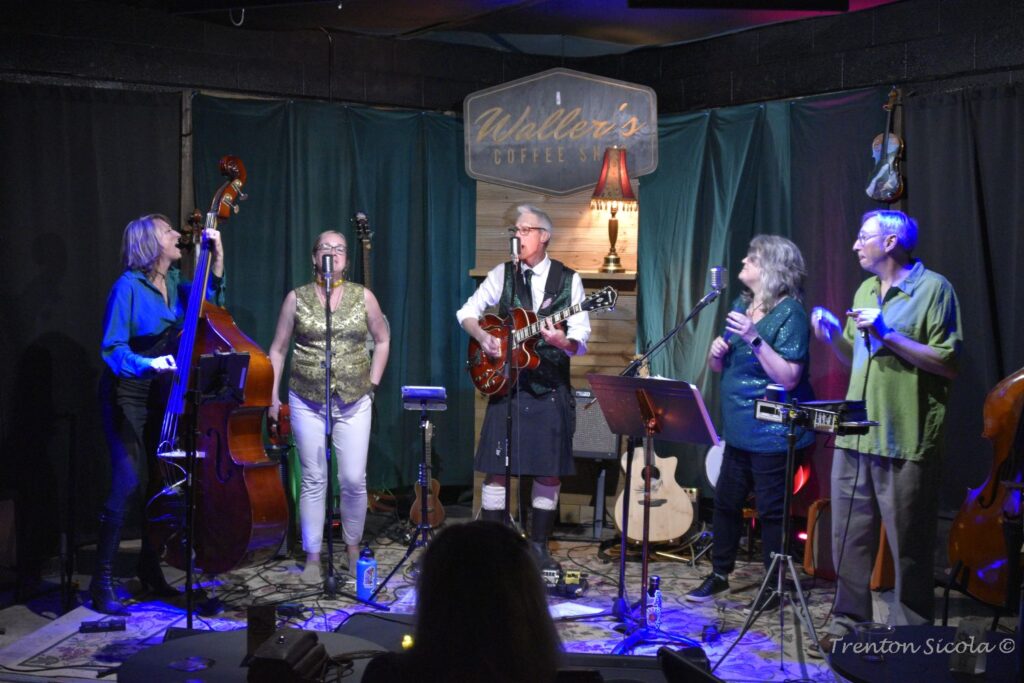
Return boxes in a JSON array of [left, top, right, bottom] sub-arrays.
[[520, 269, 534, 310]]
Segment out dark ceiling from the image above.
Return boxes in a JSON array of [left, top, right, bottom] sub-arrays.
[[126, 0, 903, 57]]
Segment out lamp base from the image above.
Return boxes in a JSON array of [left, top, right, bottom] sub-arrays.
[[601, 252, 624, 274]]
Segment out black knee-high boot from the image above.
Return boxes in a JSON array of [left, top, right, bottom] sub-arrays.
[[90, 508, 129, 616], [480, 508, 505, 523], [137, 535, 178, 597], [529, 506, 557, 563]]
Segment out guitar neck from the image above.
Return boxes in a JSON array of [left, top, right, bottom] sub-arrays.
[[512, 303, 583, 345], [362, 244, 371, 288]]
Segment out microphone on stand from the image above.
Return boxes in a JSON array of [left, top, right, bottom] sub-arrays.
[[510, 234, 521, 265], [710, 265, 727, 293], [322, 254, 334, 295]]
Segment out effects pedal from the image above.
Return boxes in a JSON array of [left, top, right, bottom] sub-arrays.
[[79, 618, 126, 633]]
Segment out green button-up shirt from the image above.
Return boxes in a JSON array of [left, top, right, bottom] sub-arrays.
[[835, 260, 962, 461]]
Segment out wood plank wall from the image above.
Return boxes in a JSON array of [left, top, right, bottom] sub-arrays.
[[467, 181, 641, 515]]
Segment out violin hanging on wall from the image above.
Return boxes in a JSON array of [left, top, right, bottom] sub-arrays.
[[866, 87, 905, 203]]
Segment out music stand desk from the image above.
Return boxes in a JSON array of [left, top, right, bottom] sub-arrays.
[[586, 374, 719, 447]]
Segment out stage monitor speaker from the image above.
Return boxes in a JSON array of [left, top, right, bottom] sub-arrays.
[[572, 388, 617, 460], [336, 614, 676, 682]]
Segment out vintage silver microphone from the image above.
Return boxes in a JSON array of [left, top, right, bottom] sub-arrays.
[[710, 265, 728, 293], [322, 254, 333, 294]]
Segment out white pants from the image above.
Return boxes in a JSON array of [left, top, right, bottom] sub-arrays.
[[289, 390, 371, 552]]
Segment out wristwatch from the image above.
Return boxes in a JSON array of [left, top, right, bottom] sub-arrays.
[[750, 336, 763, 349]]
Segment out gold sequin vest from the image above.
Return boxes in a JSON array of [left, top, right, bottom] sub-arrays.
[[288, 282, 372, 404]]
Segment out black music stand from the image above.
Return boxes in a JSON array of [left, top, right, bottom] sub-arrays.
[[587, 373, 718, 654], [371, 386, 447, 601], [178, 352, 250, 629]]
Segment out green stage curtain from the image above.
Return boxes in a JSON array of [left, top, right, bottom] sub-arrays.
[[192, 96, 477, 489]]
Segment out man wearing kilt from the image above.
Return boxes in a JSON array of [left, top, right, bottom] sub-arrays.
[[457, 204, 591, 562]]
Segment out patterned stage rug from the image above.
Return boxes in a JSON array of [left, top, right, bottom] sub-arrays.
[[0, 533, 838, 682]]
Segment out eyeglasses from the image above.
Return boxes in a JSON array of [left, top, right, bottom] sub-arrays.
[[855, 231, 886, 244], [509, 225, 545, 236], [316, 244, 347, 254]]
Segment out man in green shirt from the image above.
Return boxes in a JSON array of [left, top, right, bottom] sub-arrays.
[[809, 210, 962, 657]]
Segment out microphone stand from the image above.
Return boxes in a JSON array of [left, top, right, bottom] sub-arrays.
[[501, 237, 522, 529], [321, 259, 339, 597], [609, 282, 725, 622], [318, 257, 386, 609]]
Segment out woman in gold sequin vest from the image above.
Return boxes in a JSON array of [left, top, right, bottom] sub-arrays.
[[268, 230, 390, 585]]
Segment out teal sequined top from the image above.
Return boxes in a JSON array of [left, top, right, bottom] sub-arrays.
[[719, 296, 815, 453]]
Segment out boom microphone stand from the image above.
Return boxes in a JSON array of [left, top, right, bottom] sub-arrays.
[[606, 267, 727, 621]]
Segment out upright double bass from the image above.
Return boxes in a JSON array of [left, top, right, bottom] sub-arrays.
[[148, 156, 288, 575], [948, 367, 1024, 608]]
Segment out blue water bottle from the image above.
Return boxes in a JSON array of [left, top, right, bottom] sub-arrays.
[[356, 544, 377, 601], [646, 575, 663, 631]]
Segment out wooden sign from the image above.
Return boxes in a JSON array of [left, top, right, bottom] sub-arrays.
[[464, 68, 658, 196]]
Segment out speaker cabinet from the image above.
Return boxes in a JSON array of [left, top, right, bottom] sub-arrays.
[[572, 388, 617, 460]]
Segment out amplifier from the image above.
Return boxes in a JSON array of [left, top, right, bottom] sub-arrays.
[[754, 399, 872, 436], [572, 389, 617, 460]]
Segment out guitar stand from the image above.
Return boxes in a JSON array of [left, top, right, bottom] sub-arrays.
[[371, 386, 447, 601], [712, 411, 820, 673]]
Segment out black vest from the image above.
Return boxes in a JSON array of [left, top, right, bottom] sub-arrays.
[[498, 260, 575, 395]]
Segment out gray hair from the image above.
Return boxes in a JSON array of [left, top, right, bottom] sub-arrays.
[[862, 210, 918, 253], [741, 234, 806, 311], [121, 214, 171, 272], [514, 204, 553, 234]]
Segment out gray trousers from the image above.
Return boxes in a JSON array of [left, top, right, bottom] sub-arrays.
[[828, 448, 941, 635]]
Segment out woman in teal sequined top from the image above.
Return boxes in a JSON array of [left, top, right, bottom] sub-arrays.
[[686, 235, 814, 608]]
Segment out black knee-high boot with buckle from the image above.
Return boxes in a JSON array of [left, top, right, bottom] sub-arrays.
[[89, 508, 129, 616]]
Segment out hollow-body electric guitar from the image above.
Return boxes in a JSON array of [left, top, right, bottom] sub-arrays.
[[466, 286, 618, 396]]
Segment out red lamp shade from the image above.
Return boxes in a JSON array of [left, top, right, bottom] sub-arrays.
[[591, 146, 637, 210]]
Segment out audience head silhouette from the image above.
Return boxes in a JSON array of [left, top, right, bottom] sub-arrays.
[[363, 520, 562, 683]]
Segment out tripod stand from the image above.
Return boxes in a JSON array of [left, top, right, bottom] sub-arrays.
[[372, 386, 446, 600], [711, 405, 818, 672], [588, 374, 718, 654]]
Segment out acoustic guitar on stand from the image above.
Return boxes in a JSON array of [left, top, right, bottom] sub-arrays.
[[409, 420, 445, 528], [467, 286, 618, 396], [612, 357, 694, 544]]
